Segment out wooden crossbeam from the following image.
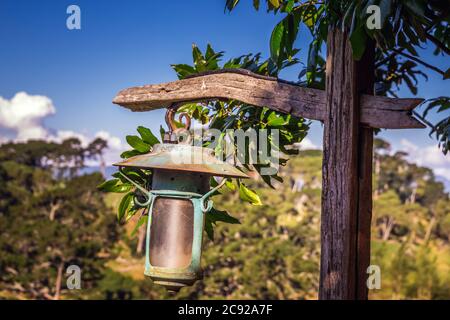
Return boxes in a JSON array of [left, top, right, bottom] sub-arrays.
[[113, 69, 424, 129]]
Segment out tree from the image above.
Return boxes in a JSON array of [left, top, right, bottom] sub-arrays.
[[86, 138, 108, 178], [224, 0, 449, 154], [0, 139, 118, 299]]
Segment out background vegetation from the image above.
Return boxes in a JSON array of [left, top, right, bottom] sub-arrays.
[[0, 137, 448, 300]]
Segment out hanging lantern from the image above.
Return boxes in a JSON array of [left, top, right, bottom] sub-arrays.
[[113, 107, 248, 291]]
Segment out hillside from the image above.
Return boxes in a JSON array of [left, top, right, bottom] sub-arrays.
[[104, 147, 450, 300], [1, 139, 448, 300]]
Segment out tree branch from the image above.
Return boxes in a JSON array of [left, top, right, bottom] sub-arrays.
[[375, 48, 405, 68], [425, 32, 450, 55], [392, 48, 446, 76]]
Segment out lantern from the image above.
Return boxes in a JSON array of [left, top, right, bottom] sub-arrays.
[[113, 109, 248, 291]]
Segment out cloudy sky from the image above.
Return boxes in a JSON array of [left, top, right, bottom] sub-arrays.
[[0, 0, 448, 187]]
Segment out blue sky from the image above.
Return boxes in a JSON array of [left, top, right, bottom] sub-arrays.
[[0, 0, 449, 184]]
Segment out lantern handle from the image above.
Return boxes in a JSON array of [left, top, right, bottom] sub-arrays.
[[200, 179, 227, 212], [164, 104, 193, 144], [118, 168, 153, 207], [166, 104, 191, 132]]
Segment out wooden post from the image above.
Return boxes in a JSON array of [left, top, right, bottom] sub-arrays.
[[319, 28, 359, 300], [319, 29, 375, 300], [355, 40, 375, 300]]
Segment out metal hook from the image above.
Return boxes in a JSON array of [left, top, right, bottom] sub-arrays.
[[165, 104, 191, 133], [199, 179, 227, 213], [164, 104, 192, 144]]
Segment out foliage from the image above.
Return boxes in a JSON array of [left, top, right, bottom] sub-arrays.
[[99, 44, 310, 239], [1, 138, 448, 299], [0, 139, 119, 299], [161, 141, 448, 299], [226, 0, 450, 153], [100, 139, 449, 300]]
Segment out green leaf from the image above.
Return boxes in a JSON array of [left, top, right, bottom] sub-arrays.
[[204, 214, 214, 241], [225, 180, 236, 191], [208, 208, 240, 224], [204, 208, 240, 241], [225, 0, 240, 11], [284, 0, 294, 13], [205, 43, 215, 60], [239, 183, 262, 205], [137, 126, 159, 146], [131, 215, 148, 237], [171, 64, 196, 79], [269, 0, 280, 9], [270, 21, 285, 62], [112, 169, 146, 184], [253, 0, 260, 11], [110, 184, 134, 193], [126, 135, 150, 153], [125, 207, 138, 222], [192, 44, 206, 71], [97, 179, 133, 193], [118, 192, 133, 222], [97, 179, 119, 191], [120, 149, 141, 159], [159, 125, 166, 141], [349, 26, 367, 60], [404, 0, 425, 17], [267, 112, 287, 126]]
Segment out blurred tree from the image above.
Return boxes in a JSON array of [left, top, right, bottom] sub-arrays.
[[0, 138, 118, 299]]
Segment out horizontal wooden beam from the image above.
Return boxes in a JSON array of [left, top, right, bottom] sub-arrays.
[[113, 69, 425, 129]]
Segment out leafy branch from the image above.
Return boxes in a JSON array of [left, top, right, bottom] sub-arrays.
[[227, 0, 450, 154]]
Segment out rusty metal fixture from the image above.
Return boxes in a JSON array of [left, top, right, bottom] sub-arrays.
[[115, 143, 248, 179], [113, 107, 248, 291], [163, 103, 192, 144]]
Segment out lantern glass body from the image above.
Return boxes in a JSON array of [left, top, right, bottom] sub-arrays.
[[145, 169, 210, 291], [150, 197, 194, 268]]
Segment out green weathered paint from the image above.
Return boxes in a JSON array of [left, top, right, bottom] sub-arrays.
[[114, 143, 248, 178]]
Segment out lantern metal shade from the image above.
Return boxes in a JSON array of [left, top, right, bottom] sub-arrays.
[[113, 143, 248, 179]]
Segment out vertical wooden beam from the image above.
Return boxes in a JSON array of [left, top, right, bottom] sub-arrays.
[[355, 41, 375, 300], [319, 28, 359, 300], [319, 29, 374, 299]]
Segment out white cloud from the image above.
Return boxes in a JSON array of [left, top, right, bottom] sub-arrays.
[[435, 168, 450, 181], [0, 92, 55, 140], [399, 138, 450, 180], [294, 138, 321, 150], [50, 130, 91, 146], [93, 131, 127, 165], [0, 92, 126, 166]]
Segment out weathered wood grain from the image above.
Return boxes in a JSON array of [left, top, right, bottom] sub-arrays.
[[319, 29, 359, 300], [113, 70, 424, 129], [355, 40, 375, 301]]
